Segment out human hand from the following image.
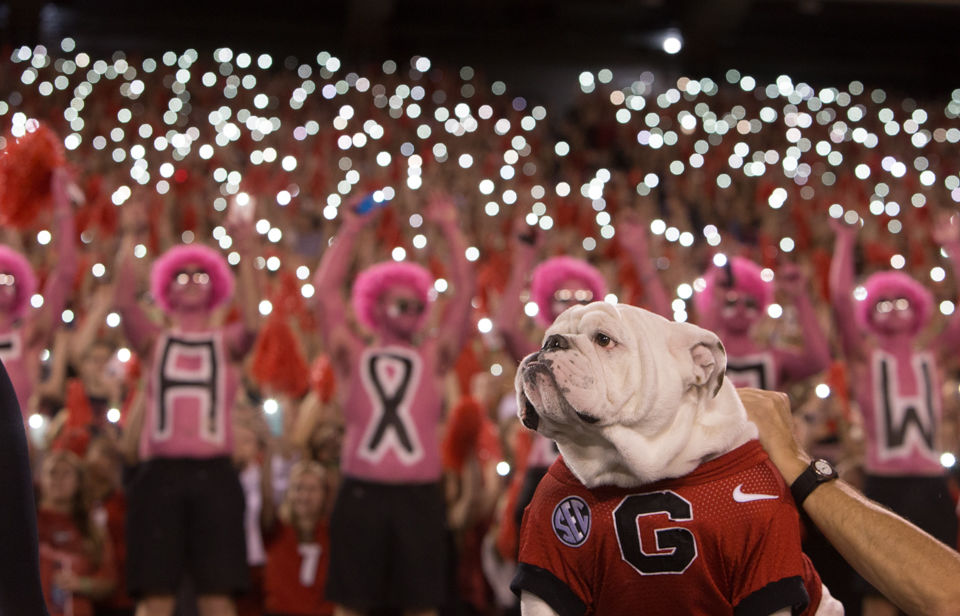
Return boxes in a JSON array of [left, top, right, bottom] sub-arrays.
[[425, 191, 458, 227], [932, 213, 960, 249], [776, 263, 806, 299], [828, 210, 860, 237], [738, 388, 810, 484]]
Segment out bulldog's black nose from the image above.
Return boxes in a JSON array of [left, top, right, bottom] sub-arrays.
[[543, 334, 570, 351]]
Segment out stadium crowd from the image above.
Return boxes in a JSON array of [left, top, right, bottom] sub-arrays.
[[2, 39, 960, 616]]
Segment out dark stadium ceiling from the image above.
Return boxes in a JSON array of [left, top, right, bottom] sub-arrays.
[[2, 0, 959, 100]]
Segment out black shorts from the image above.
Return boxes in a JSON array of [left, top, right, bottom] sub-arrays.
[[125, 457, 248, 597], [858, 474, 958, 596], [325, 477, 446, 611]]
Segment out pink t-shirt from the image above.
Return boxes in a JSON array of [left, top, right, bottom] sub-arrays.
[[856, 349, 943, 475], [140, 329, 238, 460], [725, 351, 778, 391], [339, 342, 443, 483]]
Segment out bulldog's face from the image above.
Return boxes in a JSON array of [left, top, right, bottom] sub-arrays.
[[516, 301, 730, 478]]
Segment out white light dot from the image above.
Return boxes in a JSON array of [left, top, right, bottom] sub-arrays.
[[263, 399, 279, 415], [259, 300, 273, 316], [37, 230, 52, 245], [767, 304, 783, 319], [477, 317, 493, 334], [392, 247, 407, 261], [713, 253, 728, 267], [28, 413, 44, 430], [662, 35, 683, 55], [815, 383, 831, 399], [301, 283, 315, 299], [62, 309, 75, 324], [106, 312, 121, 328], [496, 461, 511, 476], [940, 300, 955, 316], [941, 452, 957, 468], [890, 254, 906, 269]]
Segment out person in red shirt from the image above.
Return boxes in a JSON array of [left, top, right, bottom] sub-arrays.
[[36, 449, 117, 616], [263, 460, 335, 616]]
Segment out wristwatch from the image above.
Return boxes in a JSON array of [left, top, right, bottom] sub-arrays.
[[790, 458, 838, 507]]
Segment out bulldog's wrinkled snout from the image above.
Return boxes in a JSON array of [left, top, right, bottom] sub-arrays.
[[543, 334, 570, 351]]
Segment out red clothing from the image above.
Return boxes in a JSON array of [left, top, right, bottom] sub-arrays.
[[37, 509, 116, 616], [512, 441, 824, 615], [93, 491, 134, 611], [263, 520, 334, 616]]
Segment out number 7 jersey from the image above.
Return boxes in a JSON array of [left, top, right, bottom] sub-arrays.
[[511, 441, 826, 616]]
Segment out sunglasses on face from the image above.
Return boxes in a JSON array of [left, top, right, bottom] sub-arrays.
[[0, 274, 15, 287], [875, 297, 911, 314], [387, 298, 426, 317], [553, 289, 594, 305], [174, 269, 210, 286], [723, 291, 759, 311]]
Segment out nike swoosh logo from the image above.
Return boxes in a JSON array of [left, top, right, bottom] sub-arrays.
[[732, 484, 779, 503]]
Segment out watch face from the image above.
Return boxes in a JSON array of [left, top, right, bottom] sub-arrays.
[[814, 459, 834, 477]]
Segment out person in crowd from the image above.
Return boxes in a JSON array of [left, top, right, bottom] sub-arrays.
[[37, 448, 117, 616], [113, 206, 259, 616], [314, 192, 475, 616], [740, 387, 960, 616], [694, 256, 831, 390], [262, 460, 335, 616], [829, 214, 960, 616], [0, 168, 76, 419]]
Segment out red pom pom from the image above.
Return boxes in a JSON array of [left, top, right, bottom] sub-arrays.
[[0, 122, 65, 229], [309, 354, 336, 403], [52, 379, 93, 456], [251, 315, 310, 398], [441, 396, 485, 473]]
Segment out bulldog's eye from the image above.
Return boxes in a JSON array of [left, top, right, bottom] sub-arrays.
[[593, 332, 613, 347]]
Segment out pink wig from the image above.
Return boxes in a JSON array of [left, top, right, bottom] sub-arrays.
[[0, 245, 37, 320], [530, 256, 607, 327], [855, 270, 934, 335], [150, 244, 234, 313], [694, 256, 774, 318], [350, 261, 433, 332]]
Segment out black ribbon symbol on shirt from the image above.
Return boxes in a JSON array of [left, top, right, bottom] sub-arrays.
[[365, 353, 415, 455]]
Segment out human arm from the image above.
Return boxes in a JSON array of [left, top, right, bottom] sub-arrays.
[[312, 204, 369, 352], [425, 192, 476, 365], [117, 385, 145, 465], [27, 168, 77, 349], [68, 284, 114, 365], [224, 212, 260, 356], [773, 264, 832, 381], [616, 215, 671, 319], [828, 217, 866, 362], [113, 220, 160, 358], [492, 217, 540, 362], [738, 387, 960, 616]]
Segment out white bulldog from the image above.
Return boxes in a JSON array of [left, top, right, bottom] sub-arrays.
[[513, 301, 842, 616]]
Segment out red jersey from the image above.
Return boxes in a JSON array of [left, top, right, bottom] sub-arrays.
[[263, 520, 335, 616], [37, 509, 116, 616], [511, 441, 824, 615]]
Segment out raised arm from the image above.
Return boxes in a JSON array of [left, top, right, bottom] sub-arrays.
[[616, 215, 671, 319], [313, 204, 369, 363], [828, 217, 866, 362], [225, 214, 260, 357], [492, 218, 540, 362], [932, 214, 960, 353], [28, 168, 77, 348], [739, 388, 960, 616], [425, 193, 476, 365], [113, 229, 159, 359], [773, 263, 832, 381]]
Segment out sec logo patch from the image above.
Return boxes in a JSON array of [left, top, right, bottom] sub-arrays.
[[552, 496, 591, 547]]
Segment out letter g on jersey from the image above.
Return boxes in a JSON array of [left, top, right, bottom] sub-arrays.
[[552, 496, 591, 547]]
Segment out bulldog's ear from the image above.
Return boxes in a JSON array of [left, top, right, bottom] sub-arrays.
[[670, 322, 727, 397]]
